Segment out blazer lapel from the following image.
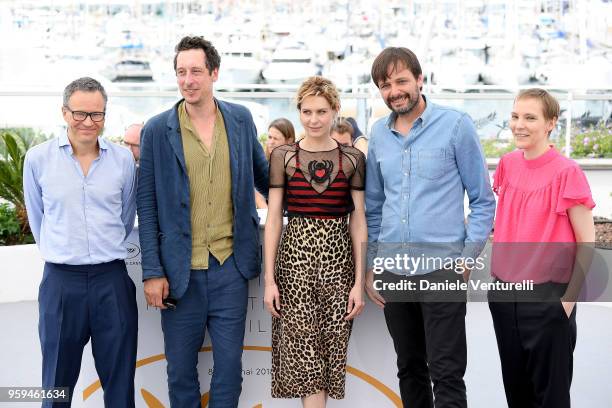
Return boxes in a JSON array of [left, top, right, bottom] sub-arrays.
[[166, 101, 187, 174], [217, 99, 241, 202]]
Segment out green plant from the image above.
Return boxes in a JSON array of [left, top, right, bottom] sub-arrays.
[[570, 125, 612, 158], [258, 132, 268, 147], [480, 139, 516, 158], [0, 128, 47, 245], [0, 128, 47, 156], [0, 203, 33, 245]]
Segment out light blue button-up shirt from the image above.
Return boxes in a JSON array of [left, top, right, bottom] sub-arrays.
[[23, 133, 137, 265], [366, 97, 495, 274]]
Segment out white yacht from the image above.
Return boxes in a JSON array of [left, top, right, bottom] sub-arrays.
[[102, 57, 154, 82], [216, 39, 265, 89], [262, 46, 319, 85]]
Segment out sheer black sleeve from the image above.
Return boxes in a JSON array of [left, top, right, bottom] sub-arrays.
[[342, 146, 365, 190], [268, 144, 292, 188]]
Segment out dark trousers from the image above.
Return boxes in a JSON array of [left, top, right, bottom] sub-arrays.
[[38, 260, 138, 407], [384, 296, 467, 407], [161, 254, 248, 408], [489, 301, 577, 408]]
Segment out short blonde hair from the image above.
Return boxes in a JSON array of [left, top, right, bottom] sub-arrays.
[[515, 88, 560, 122], [296, 76, 340, 111]]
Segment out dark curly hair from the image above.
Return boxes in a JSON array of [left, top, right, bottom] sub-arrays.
[[173, 36, 221, 74]]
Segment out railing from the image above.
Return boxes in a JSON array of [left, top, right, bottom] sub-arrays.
[[1, 86, 610, 161]]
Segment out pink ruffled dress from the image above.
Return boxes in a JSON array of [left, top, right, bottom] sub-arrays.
[[491, 147, 595, 283]]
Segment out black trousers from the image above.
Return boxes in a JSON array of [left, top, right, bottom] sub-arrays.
[[489, 301, 577, 408], [383, 269, 467, 408]]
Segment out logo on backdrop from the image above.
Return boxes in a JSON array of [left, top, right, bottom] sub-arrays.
[[83, 347, 402, 407], [125, 242, 141, 260]]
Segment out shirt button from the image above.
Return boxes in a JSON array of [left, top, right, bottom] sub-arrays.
[[183, 232, 189, 237], [208, 202, 212, 206], [404, 172, 408, 176], [181, 202, 187, 208], [402, 219, 406, 223]]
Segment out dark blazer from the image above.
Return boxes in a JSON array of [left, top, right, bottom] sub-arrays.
[[137, 98, 269, 298]]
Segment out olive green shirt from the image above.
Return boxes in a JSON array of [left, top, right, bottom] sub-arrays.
[[178, 101, 233, 269]]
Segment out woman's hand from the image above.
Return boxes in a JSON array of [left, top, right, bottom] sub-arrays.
[[345, 284, 365, 320], [264, 283, 281, 318], [562, 300, 575, 318]]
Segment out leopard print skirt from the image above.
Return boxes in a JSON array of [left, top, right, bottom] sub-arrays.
[[271, 215, 355, 399]]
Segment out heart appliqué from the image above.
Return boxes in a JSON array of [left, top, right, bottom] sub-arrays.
[[308, 159, 334, 184]]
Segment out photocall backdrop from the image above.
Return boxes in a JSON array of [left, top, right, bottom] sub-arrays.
[[1, 222, 611, 407]]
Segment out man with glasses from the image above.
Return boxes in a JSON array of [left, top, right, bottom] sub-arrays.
[[23, 77, 138, 407]]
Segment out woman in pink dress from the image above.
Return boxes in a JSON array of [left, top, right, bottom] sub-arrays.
[[489, 88, 595, 408]]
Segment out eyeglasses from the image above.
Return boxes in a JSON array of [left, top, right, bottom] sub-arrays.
[[64, 106, 106, 122]]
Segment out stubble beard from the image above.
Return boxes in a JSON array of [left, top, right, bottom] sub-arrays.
[[388, 90, 420, 116]]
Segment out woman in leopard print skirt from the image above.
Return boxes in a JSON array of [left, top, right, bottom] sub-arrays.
[[264, 76, 367, 407]]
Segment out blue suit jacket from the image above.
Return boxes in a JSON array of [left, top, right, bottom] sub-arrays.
[[137, 99, 269, 298]]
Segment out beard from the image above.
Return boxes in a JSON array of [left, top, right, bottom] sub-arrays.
[[385, 88, 420, 115]]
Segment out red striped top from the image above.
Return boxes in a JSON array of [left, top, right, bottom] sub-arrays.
[[269, 142, 365, 219]]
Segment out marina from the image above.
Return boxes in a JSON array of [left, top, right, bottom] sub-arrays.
[[1, 0, 611, 135]]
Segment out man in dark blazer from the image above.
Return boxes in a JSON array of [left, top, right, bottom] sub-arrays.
[[137, 36, 268, 408]]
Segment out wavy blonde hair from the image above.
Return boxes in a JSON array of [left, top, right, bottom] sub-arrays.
[[296, 76, 340, 111]]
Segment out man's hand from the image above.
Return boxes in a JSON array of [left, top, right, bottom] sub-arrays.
[[456, 259, 472, 283], [144, 277, 169, 309], [365, 269, 386, 308]]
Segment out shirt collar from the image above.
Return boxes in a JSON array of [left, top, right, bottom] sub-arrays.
[[58, 132, 70, 148], [385, 94, 432, 132], [179, 99, 219, 133], [178, 100, 194, 133], [522, 145, 559, 169], [98, 137, 108, 150], [58, 132, 107, 151]]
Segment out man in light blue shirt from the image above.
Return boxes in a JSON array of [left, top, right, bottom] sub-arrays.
[[23, 77, 138, 407], [364, 48, 495, 408]]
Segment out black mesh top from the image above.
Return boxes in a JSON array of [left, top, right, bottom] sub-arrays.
[[269, 141, 365, 218]]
